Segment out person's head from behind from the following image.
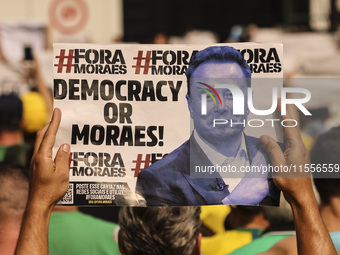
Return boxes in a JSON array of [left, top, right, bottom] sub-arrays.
[[0, 163, 29, 254], [118, 206, 201, 255], [0, 163, 28, 220], [0, 93, 23, 134], [311, 126, 340, 205], [185, 46, 251, 143]]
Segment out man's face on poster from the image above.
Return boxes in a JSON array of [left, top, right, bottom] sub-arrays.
[[188, 61, 249, 143]]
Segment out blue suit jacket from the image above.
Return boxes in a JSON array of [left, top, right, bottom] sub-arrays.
[[136, 134, 280, 206]]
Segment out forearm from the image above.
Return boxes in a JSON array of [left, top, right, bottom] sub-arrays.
[[259, 195, 337, 255], [15, 202, 53, 255], [291, 194, 336, 255], [15, 109, 70, 255]]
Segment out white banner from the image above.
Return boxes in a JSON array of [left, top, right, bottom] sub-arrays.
[[53, 43, 283, 206]]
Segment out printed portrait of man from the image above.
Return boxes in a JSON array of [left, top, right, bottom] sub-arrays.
[[136, 46, 280, 206]]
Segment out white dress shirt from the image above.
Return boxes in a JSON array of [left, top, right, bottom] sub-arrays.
[[194, 130, 250, 192]]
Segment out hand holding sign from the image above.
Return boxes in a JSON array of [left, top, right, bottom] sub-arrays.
[[29, 108, 71, 209], [15, 108, 71, 255], [259, 105, 311, 206], [257, 106, 337, 255]]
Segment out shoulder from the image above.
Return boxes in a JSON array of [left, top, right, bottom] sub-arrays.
[[244, 134, 261, 144], [49, 211, 120, 255], [330, 231, 340, 252], [244, 134, 263, 159], [229, 234, 293, 255], [51, 211, 118, 230], [78, 211, 119, 229], [138, 140, 190, 178], [136, 140, 193, 205]]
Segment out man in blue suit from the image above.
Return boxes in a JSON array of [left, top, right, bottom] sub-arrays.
[[136, 46, 280, 206]]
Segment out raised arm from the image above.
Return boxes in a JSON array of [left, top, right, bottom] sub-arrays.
[[15, 108, 71, 255], [258, 108, 336, 255]]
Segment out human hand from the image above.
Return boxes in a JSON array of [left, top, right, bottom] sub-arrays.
[[258, 108, 337, 255], [259, 106, 312, 206], [28, 108, 71, 211]]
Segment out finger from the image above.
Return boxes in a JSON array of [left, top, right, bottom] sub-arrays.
[[260, 135, 286, 167], [285, 101, 300, 127], [277, 97, 295, 119], [55, 143, 71, 176], [31, 123, 49, 160], [278, 99, 303, 145], [282, 119, 303, 149], [39, 108, 62, 156]]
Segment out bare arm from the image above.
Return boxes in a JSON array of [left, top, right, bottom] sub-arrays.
[[15, 108, 70, 255], [258, 109, 336, 255]]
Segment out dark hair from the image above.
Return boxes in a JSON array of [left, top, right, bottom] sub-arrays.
[[311, 126, 340, 204], [0, 93, 23, 133], [185, 46, 251, 95], [0, 163, 29, 219], [118, 206, 201, 255]]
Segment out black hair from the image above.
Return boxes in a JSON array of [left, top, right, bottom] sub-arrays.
[[185, 46, 251, 96]]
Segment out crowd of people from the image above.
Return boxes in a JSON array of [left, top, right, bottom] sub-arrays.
[[7, 107, 340, 255]]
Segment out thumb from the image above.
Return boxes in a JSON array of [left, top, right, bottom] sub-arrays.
[[259, 135, 285, 167], [55, 144, 71, 177]]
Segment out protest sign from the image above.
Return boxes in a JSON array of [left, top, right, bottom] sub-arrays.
[[53, 43, 283, 206]]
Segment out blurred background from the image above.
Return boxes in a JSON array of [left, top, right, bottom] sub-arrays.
[[1, 0, 340, 90], [0, 0, 339, 138], [1, 1, 340, 253]]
